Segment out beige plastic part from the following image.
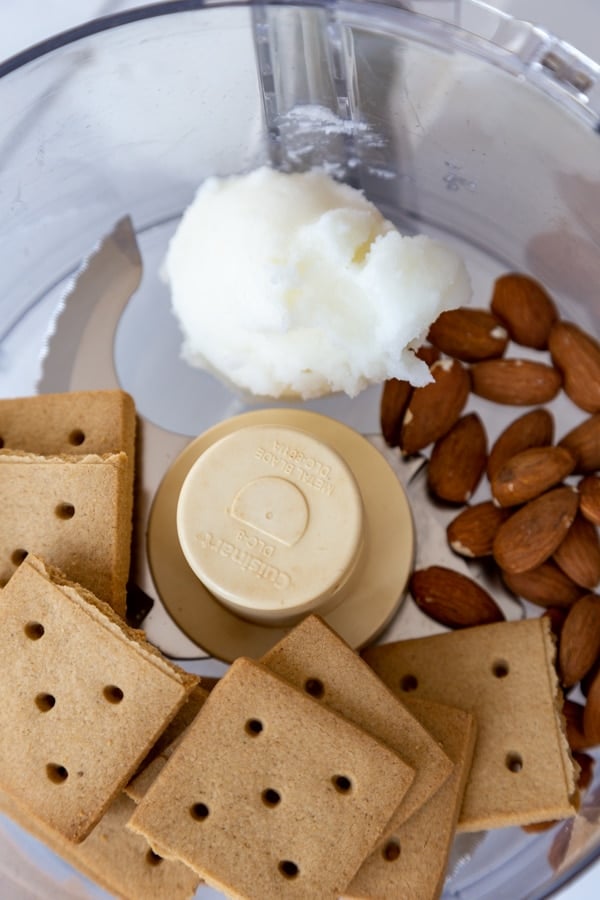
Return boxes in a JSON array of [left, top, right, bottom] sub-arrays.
[[176, 424, 364, 624], [148, 409, 414, 661]]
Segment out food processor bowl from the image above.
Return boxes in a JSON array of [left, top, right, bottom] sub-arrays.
[[1, 1, 599, 898]]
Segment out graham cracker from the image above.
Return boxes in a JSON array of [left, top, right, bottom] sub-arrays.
[[128, 657, 415, 899], [0, 389, 136, 458], [363, 618, 578, 830], [0, 554, 197, 842], [126, 686, 210, 804], [0, 449, 132, 617], [345, 698, 476, 900], [261, 615, 451, 824], [0, 790, 200, 900]]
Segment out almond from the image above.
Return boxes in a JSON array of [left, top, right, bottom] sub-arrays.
[[487, 408, 554, 481], [502, 561, 583, 608], [470, 359, 562, 405], [549, 320, 600, 413], [559, 593, 600, 687], [409, 566, 504, 629], [573, 751, 595, 792], [400, 359, 470, 455], [427, 413, 487, 503], [380, 378, 413, 447], [415, 344, 441, 367], [580, 475, 600, 526], [427, 307, 508, 361], [490, 446, 576, 507], [583, 666, 600, 746], [559, 414, 600, 474], [447, 501, 510, 557], [554, 513, 600, 590], [491, 273, 558, 349], [493, 485, 579, 574]]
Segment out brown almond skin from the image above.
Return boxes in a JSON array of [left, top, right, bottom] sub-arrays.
[[559, 414, 600, 474], [427, 413, 487, 503], [447, 501, 510, 557], [580, 475, 600, 526], [427, 307, 508, 361], [487, 408, 554, 481], [490, 445, 576, 507], [502, 561, 583, 608], [400, 359, 470, 455], [542, 606, 568, 643], [409, 566, 504, 629], [380, 378, 412, 447], [583, 666, 600, 746], [470, 359, 562, 405], [491, 273, 558, 349], [562, 700, 592, 752], [554, 513, 600, 590], [573, 751, 595, 791], [493, 486, 579, 574], [549, 320, 600, 413], [559, 593, 600, 687]]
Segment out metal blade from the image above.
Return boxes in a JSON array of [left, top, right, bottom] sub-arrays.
[[37, 216, 142, 393]]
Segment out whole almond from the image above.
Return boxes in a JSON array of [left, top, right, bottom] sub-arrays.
[[470, 359, 562, 405], [428, 307, 508, 361], [380, 378, 413, 447], [447, 501, 510, 557], [554, 513, 600, 590], [487, 408, 554, 480], [559, 593, 600, 687], [491, 273, 558, 349], [491, 446, 576, 507], [549, 321, 600, 413], [580, 475, 600, 526], [559, 414, 600, 474], [427, 413, 487, 503], [493, 485, 579, 574], [583, 666, 600, 746], [409, 566, 504, 629], [502, 561, 583, 608], [400, 359, 470, 455]]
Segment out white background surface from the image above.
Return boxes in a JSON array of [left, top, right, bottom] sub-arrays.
[[0, 2, 599, 899]]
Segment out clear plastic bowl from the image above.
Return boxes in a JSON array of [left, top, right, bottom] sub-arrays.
[[1, 1, 599, 898]]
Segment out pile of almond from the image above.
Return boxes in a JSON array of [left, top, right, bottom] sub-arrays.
[[381, 272, 600, 805]]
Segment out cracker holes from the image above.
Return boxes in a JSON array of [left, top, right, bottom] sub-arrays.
[[506, 752, 523, 773], [55, 502, 75, 520], [383, 839, 401, 862], [24, 621, 45, 640], [304, 678, 324, 699], [262, 788, 281, 808], [332, 774, 352, 794], [190, 802, 210, 821], [11, 548, 28, 566], [492, 659, 510, 679], [245, 718, 263, 736], [146, 849, 163, 867], [46, 763, 68, 784], [278, 860, 299, 880], [68, 429, 86, 447], [35, 693, 56, 712], [103, 685, 124, 704], [400, 674, 418, 692]]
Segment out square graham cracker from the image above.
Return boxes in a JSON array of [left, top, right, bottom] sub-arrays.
[[0, 555, 197, 842], [128, 657, 415, 899], [0, 389, 136, 459], [345, 698, 476, 900], [0, 449, 132, 617], [363, 619, 578, 831], [0, 790, 200, 900], [261, 615, 452, 824]]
